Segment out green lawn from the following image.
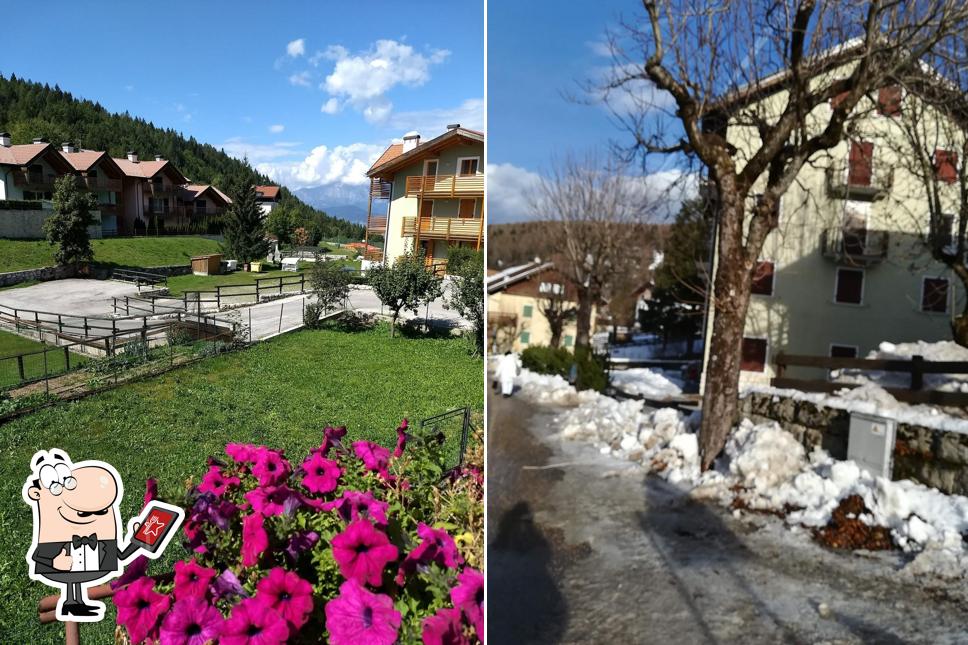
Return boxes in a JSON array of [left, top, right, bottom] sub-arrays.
[[0, 329, 88, 389], [0, 237, 222, 273], [0, 324, 483, 642]]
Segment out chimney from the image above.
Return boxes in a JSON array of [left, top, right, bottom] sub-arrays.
[[0, 133, 10, 147], [127, 151, 139, 163], [402, 131, 421, 153], [154, 154, 164, 162], [62, 142, 77, 153], [32, 137, 47, 144], [446, 123, 460, 130]]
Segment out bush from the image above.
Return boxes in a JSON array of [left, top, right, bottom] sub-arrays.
[[303, 301, 326, 329], [0, 199, 43, 210], [446, 246, 483, 275], [521, 345, 607, 392], [574, 347, 608, 392], [112, 423, 484, 644]]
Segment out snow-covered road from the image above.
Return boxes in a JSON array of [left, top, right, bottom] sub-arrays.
[[488, 389, 968, 644]]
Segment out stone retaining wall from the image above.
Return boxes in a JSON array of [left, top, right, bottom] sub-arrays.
[[741, 392, 968, 496], [0, 263, 191, 288]]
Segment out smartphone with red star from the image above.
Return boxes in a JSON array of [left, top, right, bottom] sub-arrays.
[[129, 503, 182, 554]]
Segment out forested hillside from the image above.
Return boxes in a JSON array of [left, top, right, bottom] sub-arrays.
[[0, 74, 363, 240]]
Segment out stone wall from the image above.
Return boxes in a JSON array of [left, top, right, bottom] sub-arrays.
[[0, 209, 101, 239], [741, 392, 968, 496], [0, 263, 191, 288]]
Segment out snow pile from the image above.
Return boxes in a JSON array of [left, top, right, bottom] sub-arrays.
[[512, 367, 600, 406], [834, 340, 968, 393], [610, 368, 683, 399], [554, 393, 968, 570]]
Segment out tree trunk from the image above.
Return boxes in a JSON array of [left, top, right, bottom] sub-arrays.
[[699, 199, 754, 470], [549, 323, 563, 348], [574, 290, 594, 350]]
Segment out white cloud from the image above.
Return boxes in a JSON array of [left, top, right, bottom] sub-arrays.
[[221, 137, 303, 164], [287, 38, 306, 58], [487, 163, 543, 223], [321, 39, 450, 123], [592, 63, 676, 115], [387, 98, 484, 137], [269, 124, 285, 134], [255, 142, 386, 190], [321, 98, 342, 114], [289, 71, 312, 87]]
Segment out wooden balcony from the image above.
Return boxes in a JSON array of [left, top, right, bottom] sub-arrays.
[[143, 182, 178, 197], [405, 174, 484, 198], [12, 170, 57, 190], [401, 216, 483, 242], [78, 176, 122, 192], [366, 215, 388, 233], [363, 248, 384, 262], [370, 177, 392, 199]]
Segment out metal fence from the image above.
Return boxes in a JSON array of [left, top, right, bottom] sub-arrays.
[[418, 406, 472, 470], [182, 274, 307, 313], [111, 268, 168, 288]]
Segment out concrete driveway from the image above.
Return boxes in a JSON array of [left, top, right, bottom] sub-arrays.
[[0, 279, 141, 317]]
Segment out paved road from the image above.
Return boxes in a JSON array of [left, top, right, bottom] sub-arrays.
[[487, 390, 968, 644]]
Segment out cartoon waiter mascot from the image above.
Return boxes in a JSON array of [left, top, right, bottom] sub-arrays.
[[22, 449, 184, 622]]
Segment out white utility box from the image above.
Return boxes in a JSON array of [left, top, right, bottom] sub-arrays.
[[847, 412, 897, 479], [282, 257, 300, 272], [224, 259, 238, 272]]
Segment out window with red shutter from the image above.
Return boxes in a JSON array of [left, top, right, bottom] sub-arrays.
[[922, 277, 949, 313], [740, 338, 767, 372], [848, 141, 874, 186], [751, 260, 775, 296], [934, 149, 958, 184], [835, 268, 864, 304], [877, 86, 902, 116]]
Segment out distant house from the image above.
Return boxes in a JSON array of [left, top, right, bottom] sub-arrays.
[[178, 184, 231, 218], [59, 144, 125, 236], [113, 153, 189, 235], [254, 185, 280, 216], [487, 260, 591, 352], [365, 125, 484, 270], [0, 135, 73, 203]]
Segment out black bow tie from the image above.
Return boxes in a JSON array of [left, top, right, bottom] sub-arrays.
[[72, 534, 97, 549]]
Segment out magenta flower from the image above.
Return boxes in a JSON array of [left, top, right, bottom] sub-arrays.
[[325, 580, 401, 645], [393, 419, 409, 457], [221, 597, 290, 645], [112, 553, 149, 590], [353, 441, 390, 475], [242, 512, 269, 567], [198, 466, 241, 497], [114, 576, 170, 645], [226, 442, 259, 464], [323, 490, 389, 526], [422, 607, 470, 645], [160, 597, 224, 645], [314, 425, 349, 456], [252, 449, 292, 486], [450, 569, 484, 639], [173, 558, 217, 600], [331, 519, 399, 586], [397, 523, 464, 584], [285, 530, 320, 564], [212, 569, 249, 600], [246, 484, 300, 517], [256, 567, 314, 631], [301, 452, 342, 494]]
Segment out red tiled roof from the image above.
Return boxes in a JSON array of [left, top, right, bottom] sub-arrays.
[[369, 144, 403, 171], [60, 150, 106, 172], [366, 128, 484, 177], [181, 184, 233, 205], [113, 158, 169, 179], [254, 185, 280, 200], [0, 143, 51, 166]]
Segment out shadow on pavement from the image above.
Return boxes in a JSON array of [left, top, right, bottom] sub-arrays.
[[488, 501, 568, 644]]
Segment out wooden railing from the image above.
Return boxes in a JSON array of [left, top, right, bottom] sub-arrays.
[[370, 177, 392, 199], [366, 215, 388, 232], [405, 174, 484, 197], [12, 170, 57, 189], [364, 248, 384, 262], [79, 176, 122, 192], [143, 182, 177, 196], [401, 216, 483, 241]]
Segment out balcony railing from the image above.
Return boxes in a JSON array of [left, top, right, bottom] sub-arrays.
[[366, 215, 388, 233], [363, 248, 384, 262], [821, 227, 889, 265], [825, 165, 893, 201], [143, 182, 177, 196], [401, 216, 483, 242], [12, 170, 57, 190], [405, 174, 484, 197], [370, 177, 392, 199], [146, 205, 226, 218], [78, 176, 123, 192]]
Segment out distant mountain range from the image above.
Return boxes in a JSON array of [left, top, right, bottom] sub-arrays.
[[294, 184, 370, 225]]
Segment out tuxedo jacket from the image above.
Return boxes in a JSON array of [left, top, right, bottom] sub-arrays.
[[32, 539, 138, 576]]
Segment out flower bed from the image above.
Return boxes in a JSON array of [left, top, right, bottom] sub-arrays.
[[113, 420, 484, 644]]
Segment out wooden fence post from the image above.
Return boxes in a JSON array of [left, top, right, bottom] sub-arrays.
[[64, 346, 70, 371], [17, 355, 25, 382], [911, 354, 924, 390]]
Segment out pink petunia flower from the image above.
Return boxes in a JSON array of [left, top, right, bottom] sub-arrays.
[[226, 443, 259, 464], [198, 466, 241, 497], [313, 425, 349, 457], [353, 441, 390, 475], [245, 484, 300, 517], [173, 558, 218, 600], [256, 567, 314, 631], [397, 523, 464, 584], [114, 576, 170, 645], [393, 419, 409, 457], [421, 607, 470, 645], [324, 580, 401, 645], [331, 519, 399, 587], [301, 452, 342, 494], [252, 449, 292, 486], [221, 597, 290, 645], [160, 597, 224, 645], [242, 512, 269, 567], [450, 569, 484, 640], [322, 490, 389, 526]]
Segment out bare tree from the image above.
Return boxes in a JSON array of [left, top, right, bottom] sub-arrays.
[[530, 155, 653, 350], [604, 0, 968, 469], [538, 287, 577, 348]]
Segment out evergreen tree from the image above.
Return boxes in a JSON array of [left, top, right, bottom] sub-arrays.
[[44, 175, 97, 266], [222, 182, 268, 263]]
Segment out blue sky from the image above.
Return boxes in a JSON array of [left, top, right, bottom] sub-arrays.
[[0, 0, 483, 202]]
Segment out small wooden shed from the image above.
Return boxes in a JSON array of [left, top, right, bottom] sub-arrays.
[[191, 254, 223, 276]]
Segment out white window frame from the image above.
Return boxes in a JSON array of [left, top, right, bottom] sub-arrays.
[[833, 267, 865, 306], [751, 258, 776, 297], [740, 335, 769, 373], [920, 275, 951, 314], [456, 156, 481, 176], [422, 159, 439, 177]]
